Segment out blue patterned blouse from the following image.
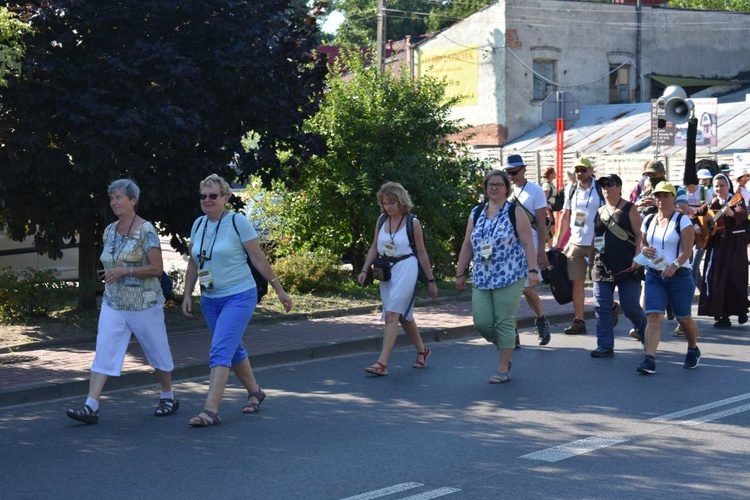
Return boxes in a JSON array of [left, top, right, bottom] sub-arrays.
[[470, 202, 528, 290]]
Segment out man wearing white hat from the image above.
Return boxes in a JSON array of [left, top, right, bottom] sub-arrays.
[[735, 169, 750, 207], [696, 168, 714, 200]]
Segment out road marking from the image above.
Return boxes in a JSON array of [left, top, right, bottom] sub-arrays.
[[398, 487, 462, 499], [520, 436, 629, 463], [650, 392, 750, 422], [521, 393, 750, 463], [341, 483, 423, 500]]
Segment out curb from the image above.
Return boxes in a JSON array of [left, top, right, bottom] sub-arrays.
[[0, 305, 590, 408]]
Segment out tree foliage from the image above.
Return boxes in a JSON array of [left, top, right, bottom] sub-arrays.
[[0, 6, 31, 87], [668, 0, 750, 10], [284, 52, 482, 276], [0, 0, 327, 309], [331, 0, 492, 47]]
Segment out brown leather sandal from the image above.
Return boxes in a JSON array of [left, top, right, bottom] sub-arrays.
[[188, 409, 222, 427], [364, 361, 388, 376], [242, 389, 266, 414], [412, 347, 431, 368]]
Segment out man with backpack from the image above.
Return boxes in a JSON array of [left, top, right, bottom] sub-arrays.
[[504, 154, 551, 346], [553, 157, 604, 335]]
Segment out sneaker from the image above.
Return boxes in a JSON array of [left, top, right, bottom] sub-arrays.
[[673, 324, 685, 337], [684, 347, 701, 369], [637, 355, 656, 374], [536, 316, 551, 346], [629, 328, 642, 341], [612, 302, 620, 327], [563, 318, 587, 335], [590, 347, 614, 358], [515, 328, 521, 349]]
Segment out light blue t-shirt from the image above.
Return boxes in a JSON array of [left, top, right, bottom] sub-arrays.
[[190, 212, 258, 298]]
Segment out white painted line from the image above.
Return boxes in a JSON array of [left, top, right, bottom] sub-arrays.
[[341, 482, 423, 500], [651, 392, 750, 422], [520, 436, 629, 463], [398, 487, 462, 500], [679, 403, 750, 426]]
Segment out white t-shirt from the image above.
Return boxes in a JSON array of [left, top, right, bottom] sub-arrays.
[[511, 181, 547, 229], [641, 213, 692, 270], [564, 182, 603, 246]]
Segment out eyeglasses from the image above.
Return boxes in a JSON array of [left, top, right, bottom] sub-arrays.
[[506, 169, 523, 176], [574, 167, 589, 174], [200, 193, 220, 200], [600, 180, 618, 188], [487, 183, 505, 190]]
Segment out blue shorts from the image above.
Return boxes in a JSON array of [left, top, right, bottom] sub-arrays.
[[200, 288, 257, 368], [644, 268, 694, 319]]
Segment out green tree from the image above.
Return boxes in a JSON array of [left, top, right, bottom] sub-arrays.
[[668, 0, 750, 10], [285, 52, 481, 276], [0, 6, 31, 87], [331, 0, 492, 47], [0, 0, 327, 309]]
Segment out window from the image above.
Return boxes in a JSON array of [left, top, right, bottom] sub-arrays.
[[609, 65, 630, 103], [533, 60, 556, 101]]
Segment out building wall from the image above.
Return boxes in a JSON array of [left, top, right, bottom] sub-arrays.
[[416, 0, 750, 147]]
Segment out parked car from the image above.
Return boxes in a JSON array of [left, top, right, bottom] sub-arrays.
[[0, 229, 80, 280]]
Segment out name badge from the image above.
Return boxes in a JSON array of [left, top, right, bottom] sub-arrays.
[[574, 210, 587, 227], [480, 242, 493, 261], [593, 235, 605, 254], [198, 269, 214, 290], [653, 256, 668, 271], [383, 242, 395, 257]]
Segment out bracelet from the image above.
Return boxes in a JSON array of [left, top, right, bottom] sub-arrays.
[[129, 267, 134, 277], [528, 269, 539, 274], [455, 274, 465, 279], [671, 260, 680, 268], [427, 279, 436, 283], [269, 277, 279, 284]]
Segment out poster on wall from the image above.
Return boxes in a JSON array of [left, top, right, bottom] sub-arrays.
[[418, 46, 479, 107], [650, 97, 718, 148]]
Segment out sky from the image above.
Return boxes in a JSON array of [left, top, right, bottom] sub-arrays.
[[322, 10, 344, 34]]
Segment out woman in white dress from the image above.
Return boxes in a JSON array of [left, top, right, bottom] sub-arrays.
[[357, 182, 438, 376]]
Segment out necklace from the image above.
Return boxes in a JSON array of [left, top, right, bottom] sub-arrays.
[[388, 214, 405, 246], [111, 214, 137, 261]]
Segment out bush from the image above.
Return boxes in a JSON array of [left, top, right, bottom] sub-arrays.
[[274, 249, 348, 294], [0, 267, 73, 324]]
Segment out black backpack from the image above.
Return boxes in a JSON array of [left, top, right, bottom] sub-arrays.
[[377, 212, 430, 283], [195, 214, 268, 303], [568, 180, 604, 209], [471, 202, 518, 238]]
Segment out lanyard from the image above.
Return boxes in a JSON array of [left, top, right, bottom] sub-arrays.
[[110, 216, 137, 261], [648, 212, 674, 252], [198, 212, 226, 268], [574, 182, 593, 211], [388, 214, 405, 246], [481, 203, 505, 240]]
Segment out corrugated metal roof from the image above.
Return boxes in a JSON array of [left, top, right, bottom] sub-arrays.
[[508, 93, 750, 157]]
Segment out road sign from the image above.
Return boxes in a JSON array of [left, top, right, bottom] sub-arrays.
[[542, 91, 580, 130]]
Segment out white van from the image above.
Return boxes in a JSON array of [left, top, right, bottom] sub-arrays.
[[0, 230, 80, 280]]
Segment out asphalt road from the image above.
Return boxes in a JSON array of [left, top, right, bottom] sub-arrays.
[[2, 313, 749, 499]]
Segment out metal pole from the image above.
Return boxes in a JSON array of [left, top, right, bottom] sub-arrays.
[[636, 0, 642, 101], [376, 0, 386, 72]]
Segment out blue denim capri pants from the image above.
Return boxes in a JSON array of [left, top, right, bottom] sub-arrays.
[[644, 268, 695, 319], [200, 288, 257, 368]]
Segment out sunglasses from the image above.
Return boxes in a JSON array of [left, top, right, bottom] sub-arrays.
[[574, 167, 589, 174], [200, 193, 220, 200], [506, 169, 523, 176], [600, 180, 618, 188]]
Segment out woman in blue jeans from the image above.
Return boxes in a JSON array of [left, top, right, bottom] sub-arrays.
[[588, 174, 647, 358], [633, 181, 700, 375], [181, 174, 292, 427]]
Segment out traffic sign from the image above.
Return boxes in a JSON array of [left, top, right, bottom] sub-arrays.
[[542, 91, 580, 130]]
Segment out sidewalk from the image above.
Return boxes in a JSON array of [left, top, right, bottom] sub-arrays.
[[0, 286, 595, 407]]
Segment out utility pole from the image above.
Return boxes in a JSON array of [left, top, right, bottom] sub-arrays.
[[376, 0, 386, 71], [636, 0, 643, 101]]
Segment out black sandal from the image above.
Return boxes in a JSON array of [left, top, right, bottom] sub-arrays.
[[242, 389, 266, 414], [154, 397, 180, 417], [188, 409, 222, 427], [66, 404, 99, 424]]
